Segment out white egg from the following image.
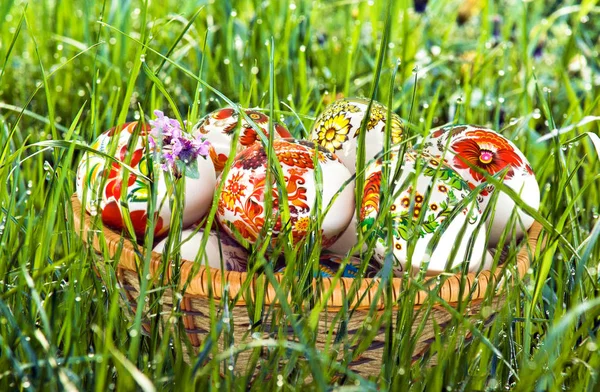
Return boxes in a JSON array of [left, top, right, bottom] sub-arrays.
[[216, 138, 354, 248], [359, 148, 487, 276], [309, 98, 405, 173], [76, 122, 216, 239], [153, 228, 248, 271], [193, 107, 291, 174], [419, 124, 539, 246], [325, 212, 361, 255]]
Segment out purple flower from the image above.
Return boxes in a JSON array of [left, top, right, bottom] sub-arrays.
[[162, 152, 175, 171], [193, 135, 211, 157], [149, 110, 211, 176]]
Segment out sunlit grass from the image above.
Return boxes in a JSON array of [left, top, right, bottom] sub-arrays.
[[1, 0, 600, 390]]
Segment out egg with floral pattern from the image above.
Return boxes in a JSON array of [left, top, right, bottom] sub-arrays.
[[278, 253, 380, 278], [419, 125, 539, 246], [360, 148, 487, 276], [309, 98, 405, 173], [153, 228, 248, 271], [216, 139, 354, 248], [76, 121, 216, 239], [193, 107, 292, 174]]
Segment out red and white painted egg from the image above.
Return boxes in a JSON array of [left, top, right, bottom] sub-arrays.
[[193, 107, 292, 174], [75, 122, 216, 239], [309, 98, 405, 173], [420, 125, 539, 246], [360, 148, 487, 276], [153, 228, 248, 271], [216, 139, 354, 248]]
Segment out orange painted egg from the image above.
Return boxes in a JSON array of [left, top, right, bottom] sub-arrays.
[[216, 139, 354, 248]]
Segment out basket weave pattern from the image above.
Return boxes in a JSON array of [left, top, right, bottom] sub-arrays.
[[72, 194, 541, 373]]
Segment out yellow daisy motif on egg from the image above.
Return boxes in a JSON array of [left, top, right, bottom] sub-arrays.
[[316, 114, 351, 152]]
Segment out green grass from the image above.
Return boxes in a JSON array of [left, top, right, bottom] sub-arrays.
[[1, 0, 600, 390]]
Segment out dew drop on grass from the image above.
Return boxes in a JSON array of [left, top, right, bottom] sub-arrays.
[[397, 367, 405, 375], [75, 296, 81, 302], [22, 381, 31, 389]]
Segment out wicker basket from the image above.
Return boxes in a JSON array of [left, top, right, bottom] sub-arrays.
[[71, 194, 542, 376]]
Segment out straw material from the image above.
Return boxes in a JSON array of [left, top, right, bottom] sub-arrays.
[[72, 194, 542, 374]]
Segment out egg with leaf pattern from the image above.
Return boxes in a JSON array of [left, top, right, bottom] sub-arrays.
[[419, 124, 539, 246], [359, 148, 487, 276]]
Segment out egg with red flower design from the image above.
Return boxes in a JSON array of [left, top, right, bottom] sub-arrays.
[[193, 107, 292, 174], [419, 125, 539, 246], [359, 148, 487, 276], [76, 120, 216, 240], [216, 139, 354, 248], [309, 98, 406, 174]]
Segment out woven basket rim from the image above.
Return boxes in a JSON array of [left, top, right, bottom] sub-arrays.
[[71, 194, 541, 310]]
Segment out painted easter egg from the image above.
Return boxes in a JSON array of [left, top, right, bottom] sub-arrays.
[[360, 148, 487, 276], [153, 228, 248, 271], [193, 107, 292, 174], [419, 125, 539, 246], [76, 122, 216, 239], [216, 139, 354, 248], [278, 253, 380, 278], [309, 98, 405, 173]]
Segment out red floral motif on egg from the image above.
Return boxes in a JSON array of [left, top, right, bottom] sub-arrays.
[[451, 130, 523, 182], [212, 108, 236, 120], [240, 127, 261, 147], [220, 172, 247, 212], [101, 200, 164, 237], [274, 142, 315, 169], [209, 145, 228, 172], [275, 123, 292, 138], [104, 145, 144, 200], [360, 171, 382, 219], [245, 110, 269, 124]]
